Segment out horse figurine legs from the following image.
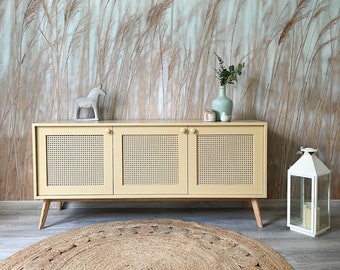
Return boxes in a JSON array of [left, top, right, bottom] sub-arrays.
[[73, 100, 99, 120], [73, 87, 106, 120], [92, 106, 99, 120]]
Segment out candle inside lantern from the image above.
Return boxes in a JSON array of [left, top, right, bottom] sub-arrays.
[[303, 202, 320, 230]]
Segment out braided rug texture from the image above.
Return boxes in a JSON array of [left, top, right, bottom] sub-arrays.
[[0, 219, 292, 270]]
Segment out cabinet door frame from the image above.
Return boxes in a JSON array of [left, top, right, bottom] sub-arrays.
[[188, 125, 267, 197], [113, 126, 188, 195], [34, 126, 113, 197]]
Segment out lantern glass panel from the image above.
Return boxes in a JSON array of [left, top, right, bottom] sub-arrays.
[[290, 176, 312, 229], [318, 174, 330, 230]]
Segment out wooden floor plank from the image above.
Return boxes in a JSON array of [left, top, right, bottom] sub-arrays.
[[0, 200, 339, 269]]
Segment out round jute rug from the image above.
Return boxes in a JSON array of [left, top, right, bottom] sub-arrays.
[[0, 219, 292, 270]]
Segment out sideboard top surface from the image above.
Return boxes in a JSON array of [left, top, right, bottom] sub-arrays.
[[32, 120, 267, 127]]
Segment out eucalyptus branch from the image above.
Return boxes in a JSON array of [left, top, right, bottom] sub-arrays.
[[214, 52, 245, 86]]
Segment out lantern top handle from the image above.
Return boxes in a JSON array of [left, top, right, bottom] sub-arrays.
[[300, 147, 318, 155]]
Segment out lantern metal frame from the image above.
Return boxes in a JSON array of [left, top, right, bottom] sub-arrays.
[[287, 147, 331, 237]]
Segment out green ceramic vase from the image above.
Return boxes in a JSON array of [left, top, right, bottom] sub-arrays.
[[212, 85, 232, 121]]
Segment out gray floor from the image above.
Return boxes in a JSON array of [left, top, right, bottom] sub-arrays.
[[0, 200, 339, 270]]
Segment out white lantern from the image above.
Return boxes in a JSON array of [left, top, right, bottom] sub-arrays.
[[287, 147, 331, 237]]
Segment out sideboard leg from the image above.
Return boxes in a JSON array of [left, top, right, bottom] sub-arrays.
[[243, 200, 249, 209], [57, 201, 63, 210], [251, 199, 264, 228], [39, 199, 51, 229]]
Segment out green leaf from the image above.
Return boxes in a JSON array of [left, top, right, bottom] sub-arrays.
[[214, 53, 245, 86]]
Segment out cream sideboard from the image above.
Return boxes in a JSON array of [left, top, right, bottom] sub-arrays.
[[32, 121, 267, 229]]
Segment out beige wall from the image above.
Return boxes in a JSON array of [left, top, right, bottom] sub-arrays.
[[0, 0, 339, 200]]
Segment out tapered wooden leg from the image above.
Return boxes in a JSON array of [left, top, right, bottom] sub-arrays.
[[243, 200, 249, 209], [57, 201, 63, 210], [39, 199, 51, 229], [251, 199, 264, 228]]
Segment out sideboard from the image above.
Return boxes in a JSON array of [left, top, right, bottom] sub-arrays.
[[32, 120, 267, 229]]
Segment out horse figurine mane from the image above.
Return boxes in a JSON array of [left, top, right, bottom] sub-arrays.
[[73, 87, 106, 120]]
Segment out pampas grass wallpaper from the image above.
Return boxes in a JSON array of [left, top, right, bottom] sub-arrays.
[[0, 0, 339, 200]]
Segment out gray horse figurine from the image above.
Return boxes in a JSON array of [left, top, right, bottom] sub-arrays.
[[73, 87, 106, 120]]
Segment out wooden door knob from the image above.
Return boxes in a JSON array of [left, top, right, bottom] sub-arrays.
[[189, 128, 196, 134]]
